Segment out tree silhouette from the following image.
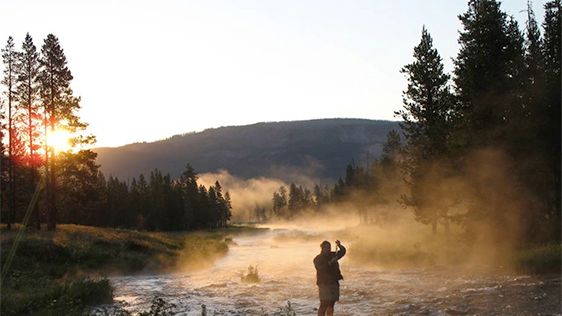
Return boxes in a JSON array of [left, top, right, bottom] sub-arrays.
[[38, 34, 83, 230], [396, 26, 454, 233], [17, 33, 41, 229], [2, 36, 18, 230]]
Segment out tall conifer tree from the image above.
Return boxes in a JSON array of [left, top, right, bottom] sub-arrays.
[[454, 0, 526, 148], [541, 0, 561, 240], [17, 33, 41, 229], [2, 36, 18, 230], [396, 27, 454, 233], [38, 34, 82, 230]]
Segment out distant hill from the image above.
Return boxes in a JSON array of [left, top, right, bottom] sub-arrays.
[[94, 118, 401, 182]]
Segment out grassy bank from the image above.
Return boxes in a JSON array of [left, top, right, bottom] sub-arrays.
[[346, 224, 561, 274], [513, 243, 562, 273], [0, 224, 239, 315]]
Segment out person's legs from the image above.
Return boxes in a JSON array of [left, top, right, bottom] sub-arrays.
[[318, 300, 329, 316], [326, 301, 335, 316]]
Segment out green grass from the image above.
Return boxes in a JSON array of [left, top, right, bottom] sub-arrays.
[[2, 277, 113, 316], [0, 224, 234, 315], [514, 243, 561, 273]]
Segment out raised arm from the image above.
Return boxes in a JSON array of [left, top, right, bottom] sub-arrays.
[[336, 244, 346, 260]]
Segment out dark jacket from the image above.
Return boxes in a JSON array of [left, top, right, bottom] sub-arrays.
[[313, 245, 346, 285]]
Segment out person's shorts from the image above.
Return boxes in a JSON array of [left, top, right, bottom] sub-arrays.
[[318, 283, 340, 301]]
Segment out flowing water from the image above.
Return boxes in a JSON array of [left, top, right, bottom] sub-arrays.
[[95, 226, 561, 315]]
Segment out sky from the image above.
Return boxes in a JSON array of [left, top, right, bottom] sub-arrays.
[[0, 0, 548, 147]]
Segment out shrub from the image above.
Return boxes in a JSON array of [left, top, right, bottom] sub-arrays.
[[241, 265, 260, 283], [515, 243, 561, 273]]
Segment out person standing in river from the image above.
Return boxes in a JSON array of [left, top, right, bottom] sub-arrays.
[[314, 240, 346, 316]]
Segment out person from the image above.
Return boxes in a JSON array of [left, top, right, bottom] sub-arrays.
[[313, 240, 346, 316]]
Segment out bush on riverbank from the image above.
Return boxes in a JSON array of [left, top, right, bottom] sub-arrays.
[[514, 243, 561, 273], [0, 224, 232, 315], [241, 265, 260, 283], [2, 277, 113, 315]]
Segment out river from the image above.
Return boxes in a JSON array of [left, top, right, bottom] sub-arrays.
[[94, 225, 561, 315]]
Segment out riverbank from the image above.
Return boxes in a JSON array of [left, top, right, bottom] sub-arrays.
[[0, 224, 254, 315], [345, 224, 561, 274]]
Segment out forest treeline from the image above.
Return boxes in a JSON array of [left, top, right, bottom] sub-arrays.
[[57, 158, 233, 230], [0, 32, 231, 231], [266, 0, 561, 244], [264, 130, 402, 223]]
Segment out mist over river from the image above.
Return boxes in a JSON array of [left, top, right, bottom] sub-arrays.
[[95, 225, 561, 315]]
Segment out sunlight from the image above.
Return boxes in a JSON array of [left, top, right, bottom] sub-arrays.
[[49, 128, 73, 153]]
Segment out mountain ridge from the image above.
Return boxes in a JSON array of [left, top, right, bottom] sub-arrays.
[[94, 118, 401, 182]]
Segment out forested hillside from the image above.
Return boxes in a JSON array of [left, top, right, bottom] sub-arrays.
[[94, 119, 400, 181]]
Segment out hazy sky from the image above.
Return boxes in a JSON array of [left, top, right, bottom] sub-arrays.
[[0, 0, 548, 147]]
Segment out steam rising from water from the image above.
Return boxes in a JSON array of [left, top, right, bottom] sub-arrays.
[[198, 170, 288, 221], [200, 148, 546, 272], [105, 222, 561, 315]]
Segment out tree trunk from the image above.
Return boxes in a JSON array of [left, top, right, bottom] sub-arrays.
[[46, 79, 56, 231], [44, 121, 50, 230], [0, 140, 2, 229], [431, 219, 437, 234], [26, 168, 41, 230], [7, 88, 13, 230], [10, 154, 16, 229], [30, 104, 40, 230], [444, 217, 450, 237], [47, 145, 56, 231]]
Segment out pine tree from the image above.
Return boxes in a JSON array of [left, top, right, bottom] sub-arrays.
[[207, 186, 219, 228], [541, 0, 561, 240], [515, 1, 551, 241], [312, 184, 326, 210], [56, 150, 100, 224], [178, 164, 199, 228], [213, 180, 231, 227], [381, 130, 402, 170], [94, 171, 108, 226], [17, 33, 41, 229], [395, 26, 454, 233], [197, 185, 209, 228], [525, 1, 544, 87], [397, 27, 453, 157], [332, 178, 345, 202], [164, 173, 184, 230], [454, 0, 526, 148], [129, 177, 141, 227], [522, 1, 545, 143], [106, 176, 129, 227], [136, 174, 149, 228], [2, 36, 19, 230], [272, 186, 287, 217], [38, 34, 82, 230], [224, 191, 232, 221], [147, 169, 165, 230], [453, 0, 537, 241], [288, 183, 304, 217], [0, 101, 5, 220]]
